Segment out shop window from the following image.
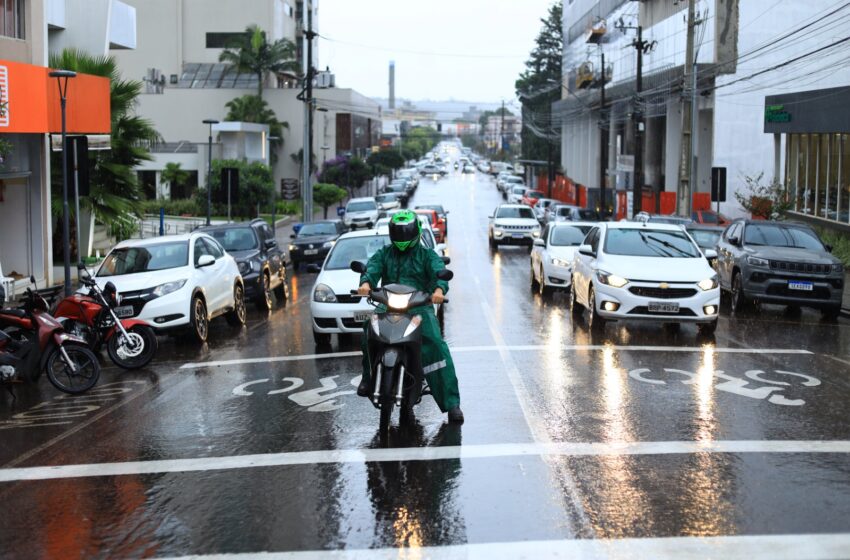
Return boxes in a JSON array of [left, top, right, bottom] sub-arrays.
[[206, 32, 244, 49], [816, 134, 828, 218], [827, 133, 840, 220], [0, 0, 25, 39], [786, 134, 798, 210], [798, 134, 809, 213], [841, 134, 850, 224]]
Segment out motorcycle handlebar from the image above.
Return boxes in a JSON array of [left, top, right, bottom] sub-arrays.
[[347, 289, 448, 304]]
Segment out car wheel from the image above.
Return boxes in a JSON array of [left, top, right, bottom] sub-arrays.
[[489, 237, 498, 251], [538, 268, 551, 298], [731, 272, 748, 312], [570, 278, 582, 317], [587, 286, 605, 331], [190, 296, 209, 343], [226, 284, 247, 326], [313, 330, 331, 346], [257, 272, 273, 311], [273, 272, 288, 302], [530, 264, 540, 291], [698, 319, 718, 336]]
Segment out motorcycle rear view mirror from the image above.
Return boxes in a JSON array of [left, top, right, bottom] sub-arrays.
[[350, 261, 367, 274], [436, 269, 453, 281], [440, 256, 451, 265]]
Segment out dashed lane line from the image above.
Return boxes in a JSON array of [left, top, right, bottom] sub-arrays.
[[2, 440, 849, 483], [178, 345, 813, 370], [156, 533, 850, 560]]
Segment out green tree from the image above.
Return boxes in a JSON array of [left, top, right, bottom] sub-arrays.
[[313, 183, 348, 218], [225, 94, 288, 163], [515, 2, 563, 165], [49, 49, 160, 245], [160, 162, 189, 199], [318, 155, 374, 197], [219, 25, 299, 100], [199, 159, 275, 219], [367, 150, 405, 172]]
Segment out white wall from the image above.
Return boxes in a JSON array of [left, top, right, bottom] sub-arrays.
[[48, 0, 136, 57]]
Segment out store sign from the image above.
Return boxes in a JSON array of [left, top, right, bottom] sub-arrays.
[[765, 104, 791, 124], [0, 65, 9, 127]]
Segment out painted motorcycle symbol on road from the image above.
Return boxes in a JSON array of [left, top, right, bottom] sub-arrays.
[[232, 375, 362, 412], [628, 368, 820, 406]]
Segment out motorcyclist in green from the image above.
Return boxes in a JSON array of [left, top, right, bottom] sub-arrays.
[[356, 210, 463, 424]]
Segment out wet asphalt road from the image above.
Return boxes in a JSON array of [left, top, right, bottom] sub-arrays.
[[2, 162, 850, 559]]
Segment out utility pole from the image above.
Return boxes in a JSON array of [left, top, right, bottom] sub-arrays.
[[500, 100, 506, 157], [300, 4, 317, 223], [599, 51, 607, 218], [677, 0, 697, 217], [632, 25, 644, 218]]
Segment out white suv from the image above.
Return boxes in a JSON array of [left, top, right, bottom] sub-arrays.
[[94, 233, 246, 343], [488, 204, 541, 250], [343, 197, 380, 230]]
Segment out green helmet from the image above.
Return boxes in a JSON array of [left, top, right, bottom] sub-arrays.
[[389, 210, 421, 252]]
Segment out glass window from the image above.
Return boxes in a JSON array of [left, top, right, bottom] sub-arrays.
[[204, 238, 225, 259], [817, 134, 829, 217], [841, 134, 850, 224], [805, 134, 817, 214], [324, 235, 391, 270], [577, 209, 601, 221], [194, 238, 212, 265], [550, 225, 592, 246], [208, 227, 258, 251], [743, 224, 825, 250], [1, 0, 24, 39], [796, 134, 807, 211], [588, 228, 600, 252], [298, 222, 338, 236], [828, 133, 841, 221], [688, 229, 722, 250], [496, 206, 535, 219], [97, 242, 189, 277], [346, 201, 377, 212], [604, 228, 700, 258]]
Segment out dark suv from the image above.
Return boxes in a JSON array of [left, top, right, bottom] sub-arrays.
[[715, 219, 844, 318], [199, 219, 288, 310], [289, 220, 347, 271]]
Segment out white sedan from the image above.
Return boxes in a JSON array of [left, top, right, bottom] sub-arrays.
[[530, 222, 596, 296], [94, 232, 246, 343], [571, 222, 720, 334]]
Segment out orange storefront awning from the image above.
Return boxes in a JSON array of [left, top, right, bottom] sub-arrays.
[[0, 59, 110, 134]]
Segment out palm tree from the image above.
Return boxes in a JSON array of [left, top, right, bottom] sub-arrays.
[[48, 49, 160, 241], [219, 25, 299, 99], [160, 162, 189, 199]]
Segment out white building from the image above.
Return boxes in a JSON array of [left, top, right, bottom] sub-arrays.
[[556, 0, 850, 225]]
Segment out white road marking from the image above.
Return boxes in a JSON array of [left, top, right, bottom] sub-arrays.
[[156, 533, 850, 560], [179, 345, 814, 369], [3, 440, 849, 483]]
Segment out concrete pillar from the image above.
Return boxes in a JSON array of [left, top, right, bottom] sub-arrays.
[[665, 99, 683, 193]]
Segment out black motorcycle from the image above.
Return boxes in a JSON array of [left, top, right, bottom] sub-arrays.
[[350, 260, 453, 431]]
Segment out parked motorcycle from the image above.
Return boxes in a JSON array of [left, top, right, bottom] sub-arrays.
[[350, 260, 453, 431], [0, 281, 101, 394], [52, 264, 158, 370]]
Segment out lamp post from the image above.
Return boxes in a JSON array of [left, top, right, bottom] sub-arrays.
[[49, 70, 77, 296], [203, 119, 219, 226]]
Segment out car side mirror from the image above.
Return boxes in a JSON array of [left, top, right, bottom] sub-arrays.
[[264, 239, 277, 249], [290, 233, 296, 239], [197, 254, 215, 268], [578, 244, 595, 257], [436, 269, 453, 281], [825, 244, 833, 253], [305, 263, 321, 274], [349, 260, 367, 274], [704, 249, 718, 259], [533, 238, 545, 247]]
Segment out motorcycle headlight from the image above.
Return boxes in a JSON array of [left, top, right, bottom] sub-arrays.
[[313, 283, 338, 303], [596, 270, 628, 288], [323, 241, 336, 249], [551, 257, 571, 268], [152, 280, 187, 298], [387, 292, 412, 310], [698, 275, 719, 291], [747, 256, 769, 267]]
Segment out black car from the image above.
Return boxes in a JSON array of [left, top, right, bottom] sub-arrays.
[[199, 219, 288, 310], [289, 220, 347, 271]]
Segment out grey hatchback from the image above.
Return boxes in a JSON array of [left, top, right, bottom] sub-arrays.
[[715, 219, 844, 318]]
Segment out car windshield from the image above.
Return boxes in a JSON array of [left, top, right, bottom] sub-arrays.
[[577, 209, 600, 220], [298, 223, 338, 236], [512, 187, 526, 195], [497, 207, 535, 219], [557, 207, 576, 216], [347, 201, 377, 212], [208, 227, 258, 251], [688, 229, 722, 249], [417, 205, 445, 215], [376, 195, 397, 203], [744, 224, 825, 250], [98, 242, 189, 277], [649, 216, 691, 224], [324, 235, 391, 270], [695, 212, 719, 224], [551, 226, 592, 246], [605, 229, 701, 258], [416, 213, 434, 224]]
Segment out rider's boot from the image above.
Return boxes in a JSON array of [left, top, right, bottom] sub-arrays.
[[357, 378, 369, 397], [448, 406, 464, 424]]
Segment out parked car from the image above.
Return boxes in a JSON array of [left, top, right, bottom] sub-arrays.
[[199, 219, 288, 310], [635, 212, 693, 225], [507, 186, 529, 205], [420, 164, 442, 177], [381, 184, 409, 206], [692, 209, 730, 226], [571, 222, 720, 334], [715, 220, 844, 318], [288, 219, 347, 271], [415, 204, 449, 236], [414, 208, 445, 243], [343, 197, 380, 230], [463, 164, 476, 174], [530, 222, 595, 296], [549, 204, 601, 223], [93, 232, 246, 343], [375, 192, 403, 212], [521, 190, 545, 207], [477, 160, 491, 173], [488, 204, 541, 250]]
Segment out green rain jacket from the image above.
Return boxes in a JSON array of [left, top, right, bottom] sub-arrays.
[[359, 242, 460, 412]]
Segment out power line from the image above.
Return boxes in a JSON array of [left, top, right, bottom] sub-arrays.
[[318, 33, 527, 59]]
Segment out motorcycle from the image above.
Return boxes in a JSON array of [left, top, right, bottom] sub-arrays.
[[453, 162, 459, 170], [52, 264, 158, 370], [349, 260, 453, 431], [0, 281, 101, 394]]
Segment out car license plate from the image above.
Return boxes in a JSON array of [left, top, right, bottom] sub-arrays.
[[648, 301, 679, 313], [788, 281, 813, 291], [304, 249, 319, 255], [353, 311, 372, 322], [512, 233, 524, 239], [114, 305, 135, 318]]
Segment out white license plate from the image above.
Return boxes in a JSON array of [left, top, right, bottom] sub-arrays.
[[788, 281, 813, 291], [353, 311, 372, 322], [648, 301, 679, 313], [304, 249, 319, 255], [114, 305, 135, 318], [512, 233, 524, 239]]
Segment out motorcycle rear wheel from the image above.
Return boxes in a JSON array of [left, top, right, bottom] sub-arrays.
[[378, 364, 397, 432], [107, 325, 158, 369], [46, 344, 100, 394]]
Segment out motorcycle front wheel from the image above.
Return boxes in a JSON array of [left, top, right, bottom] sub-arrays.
[[46, 344, 100, 394], [107, 325, 158, 369]]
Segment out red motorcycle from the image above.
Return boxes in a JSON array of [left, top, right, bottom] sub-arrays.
[[0, 284, 100, 394], [52, 265, 158, 370]]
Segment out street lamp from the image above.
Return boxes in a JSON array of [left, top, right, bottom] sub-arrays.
[[202, 119, 219, 226], [49, 69, 77, 296]]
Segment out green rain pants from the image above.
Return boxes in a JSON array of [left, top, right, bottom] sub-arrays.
[[360, 306, 460, 413]]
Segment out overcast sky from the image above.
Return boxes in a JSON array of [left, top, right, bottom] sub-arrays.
[[318, 0, 557, 104]]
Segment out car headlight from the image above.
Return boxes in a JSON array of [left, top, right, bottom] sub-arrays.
[[493, 229, 503, 237], [288, 244, 297, 252], [251, 259, 262, 272], [387, 292, 412, 310], [313, 283, 337, 303], [238, 261, 251, 275], [596, 270, 629, 288], [323, 241, 336, 249], [152, 280, 187, 297], [532, 229, 541, 238], [551, 258, 571, 268], [747, 256, 769, 267], [832, 263, 844, 274], [698, 275, 719, 291]]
